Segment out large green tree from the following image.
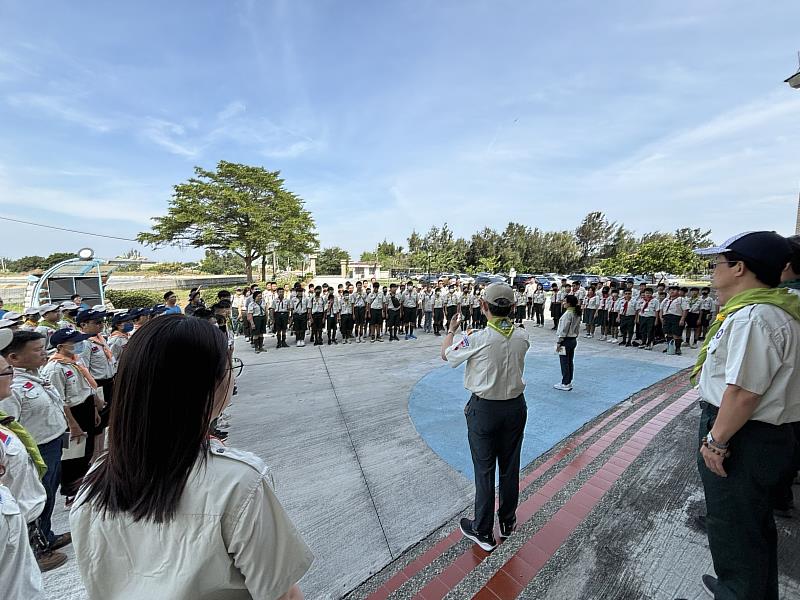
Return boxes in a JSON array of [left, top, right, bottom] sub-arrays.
[[138, 161, 318, 282], [317, 246, 350, 275], [575, 211, 617, 267]]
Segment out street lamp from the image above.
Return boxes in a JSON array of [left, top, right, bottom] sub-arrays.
[[427, 251, 431, 277]]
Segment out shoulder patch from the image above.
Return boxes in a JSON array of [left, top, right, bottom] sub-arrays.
[[22, 382, 34, 390], [65, 370, 75, 378], [209, 440, 268, 474]]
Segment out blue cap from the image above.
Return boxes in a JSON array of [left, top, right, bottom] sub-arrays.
[[76, 309, 108, 325], [150, 304, 168, 316], [111, 312, 135, 326], [50, 328, 91, 348], [695, 231, 791, 272]]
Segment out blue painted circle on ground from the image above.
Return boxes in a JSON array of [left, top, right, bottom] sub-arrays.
[[408, 352, 680, 479]]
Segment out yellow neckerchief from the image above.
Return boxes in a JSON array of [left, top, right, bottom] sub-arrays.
[[487, 316, 514, 338]]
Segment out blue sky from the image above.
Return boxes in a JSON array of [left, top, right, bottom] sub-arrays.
[[1, 0, 799, 262]]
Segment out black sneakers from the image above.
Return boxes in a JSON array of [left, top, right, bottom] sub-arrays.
[[459, 518, 496, 551], [701, 574, 718, 598], [499, 519, 516, 539]]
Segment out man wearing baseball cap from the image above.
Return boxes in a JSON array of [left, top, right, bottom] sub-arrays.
[[691, 231, 800, 598], [441, 282, 529, 552]]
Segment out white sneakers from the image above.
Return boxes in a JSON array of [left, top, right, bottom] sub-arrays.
[[298, 340, 306, 347], [553, 383, 573, 391]]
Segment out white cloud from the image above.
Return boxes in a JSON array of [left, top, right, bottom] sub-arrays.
[[6, 92, 115, 132], [138, 118, 200, 158], [217, 100, 246, 121]]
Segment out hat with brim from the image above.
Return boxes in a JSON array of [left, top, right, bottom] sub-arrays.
[[76, 310, 108, 325], [111, 312, 135, 326], [59, 301, 79, 310], [38, 303, 60, 316], [0, 328, 12, 352], [49, 328, 92, 348], [0, 319, 16, 330], [1, 311, 21, 321], [23, 307, 40, 316], [695, 231, 791, 273], [483, 283, 515, 306]]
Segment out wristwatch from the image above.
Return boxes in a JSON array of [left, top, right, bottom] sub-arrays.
[[706, 431, 729, 450]]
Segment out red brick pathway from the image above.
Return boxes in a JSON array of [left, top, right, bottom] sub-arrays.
[[365, 373, 696, 600]]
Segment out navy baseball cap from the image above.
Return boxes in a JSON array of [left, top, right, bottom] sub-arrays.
[[695, 231, 791, 272], [111, 312, 135, 326], [150, 304, 168, 316], [50, 328, 91, 347], [76, 309, 108, 325]]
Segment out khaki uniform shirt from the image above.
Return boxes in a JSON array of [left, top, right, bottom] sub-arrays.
[[444, 325, 529, 400], [2, 368, 67, 445], [41, 360, 94, 408], [0, 484, 45, 600], [80, 339, 115, 381], [699, 304, 800, 425], [70, 440, 313, 600]]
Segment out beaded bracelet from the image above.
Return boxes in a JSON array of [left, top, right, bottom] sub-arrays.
[[701, 439, 730, 458]]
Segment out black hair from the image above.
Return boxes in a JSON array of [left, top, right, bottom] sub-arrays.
[[680, 287, 688, 293], [644, 287, 654, 294], [486, 298, 513, 317], [252, 290, 263, 300], [211, 300, 231, 311], [722, 251, 782, 287], [786, 235, 800, 274], [701, 287, 710, 293], [1, 330, 45, 357], [217, 290, 231, 300], [77, 316, 229, 523], [564, 294, 582, 318], [70, 294, 81, 301], [193, 307, 214, 320], [163, 291, 175, 300], [690, 287, 699, 292]]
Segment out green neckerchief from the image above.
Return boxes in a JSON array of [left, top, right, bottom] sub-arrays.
[[0, 411, 47, 479], [39, 320, 59, 330], [487, 316, 514, 338], [690, 287, 800, 385], [779, 278, 800, 291]]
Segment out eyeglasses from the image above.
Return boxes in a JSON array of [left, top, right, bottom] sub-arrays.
[[709, 260, 739, 270], [229, 357, 244, 378]]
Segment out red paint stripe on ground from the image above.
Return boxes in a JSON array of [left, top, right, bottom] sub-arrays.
[[411, 382, 691, 599], [474, 391, 696, 599], [365, 374, 690, 600]]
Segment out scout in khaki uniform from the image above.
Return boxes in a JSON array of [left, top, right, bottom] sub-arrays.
[[324, 292, 339, 345], [40, 328, 101, 505], [270, 288, 291, 349], [386, 284, 402, 341], [635, 288, 659, 350], [659, 286, 689, 355], [401, 281, 418, 340], [441, 283, 529, 552], [367, 283, 386, 343], [685, 287, 703, 348], [34, 304, 61, 349], [77, 310, 115, 459], [339, 289, 354, 343], [292, 286, 310, 347], [107, 312, 134, 365], [352, 282, 367, 342], [692, 232, 800, 599], [616, 290, 637, 346], [1, 330, 72, 563]]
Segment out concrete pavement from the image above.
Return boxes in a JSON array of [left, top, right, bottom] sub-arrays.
[[44, 318, 697, 599]]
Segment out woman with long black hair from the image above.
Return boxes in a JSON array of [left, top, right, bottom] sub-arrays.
[[554, 294, 581, 391], [70, 315, 312, 599]]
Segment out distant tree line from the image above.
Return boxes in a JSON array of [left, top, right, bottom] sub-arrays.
[[316, 213, 714, 276]]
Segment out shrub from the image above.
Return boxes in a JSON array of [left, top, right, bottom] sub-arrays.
[[105, 289, 163, 309]]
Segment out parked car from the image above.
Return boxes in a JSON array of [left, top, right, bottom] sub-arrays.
[[567, 274, 601, 288], [474, 274, 505, 286], [511, 273, 535, 287], [457, 273, 475, 284], [535, 276, 555, 291], [416, 274, 439, 285]]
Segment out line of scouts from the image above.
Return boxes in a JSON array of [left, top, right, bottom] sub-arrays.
[[235, 279, 492, 351], [539, 278, 718, 356]]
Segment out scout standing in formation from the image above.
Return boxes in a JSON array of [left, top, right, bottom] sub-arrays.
[[325, 292, 339, 345], [310, 286, 326, 346], [292, 285, 311, 347], [658, 285, 689, 355], [401, 281, 418, 340], [353, 282, 367, 341], [386, 284, 402, 341], [270, 287, 290, 349], [339, 288, 354, 343], [367, 283, 386, 343]]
